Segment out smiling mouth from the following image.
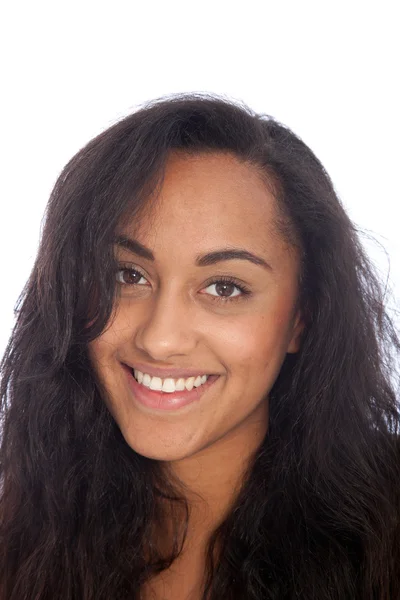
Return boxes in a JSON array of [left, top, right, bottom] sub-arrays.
[[131, 368, 210, 393], [122, 363, 220, 411]]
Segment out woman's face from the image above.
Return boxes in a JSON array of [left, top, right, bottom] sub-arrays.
[[88, 152, 303, 463]]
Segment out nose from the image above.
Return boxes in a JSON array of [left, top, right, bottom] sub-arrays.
[[134, 288, 198, 361]]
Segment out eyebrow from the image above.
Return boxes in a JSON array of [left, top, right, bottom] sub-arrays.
[[114, 235, 272, 271]]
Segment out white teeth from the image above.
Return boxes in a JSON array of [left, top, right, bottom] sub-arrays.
[[176, 378, 185, 391], [142, 373, 151, 387], [162, 378, 176, 392], [185, 377, 195, 391], [193, 375, 202, 388], [149, 377, 162, 391], [132, 369, 209, 393]]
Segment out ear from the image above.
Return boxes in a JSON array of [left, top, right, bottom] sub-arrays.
[[287, 310, 304, 354]]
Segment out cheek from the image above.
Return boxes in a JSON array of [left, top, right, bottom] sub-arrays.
[[209, 309, 294, 376], [87, 317, 131, 384], [90, 306, 134, 353]]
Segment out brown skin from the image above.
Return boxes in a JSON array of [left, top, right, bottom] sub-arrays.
[[88, 152, 303, 596]]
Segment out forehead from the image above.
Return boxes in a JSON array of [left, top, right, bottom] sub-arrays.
[[120, 152, 292, 262]]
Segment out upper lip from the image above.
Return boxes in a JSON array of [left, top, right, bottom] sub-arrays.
[[122, 361, 215, 379]]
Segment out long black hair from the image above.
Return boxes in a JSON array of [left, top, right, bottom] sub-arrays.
[[1, 93, 399, 599]]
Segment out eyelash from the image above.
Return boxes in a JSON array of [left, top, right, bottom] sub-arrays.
[[204, 275, 251, 302], [115, 265, 251, 303]]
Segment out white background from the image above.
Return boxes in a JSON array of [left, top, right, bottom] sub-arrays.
[[0, 0, 399, 357]]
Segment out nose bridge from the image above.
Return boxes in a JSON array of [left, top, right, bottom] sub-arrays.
[[135, 283, 196, 359]]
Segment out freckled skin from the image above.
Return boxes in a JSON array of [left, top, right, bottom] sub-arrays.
[[88, 152, 303, 525]]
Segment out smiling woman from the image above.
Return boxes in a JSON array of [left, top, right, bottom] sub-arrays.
[[90, 152, 302, 454], [1, 93, 399, 600]]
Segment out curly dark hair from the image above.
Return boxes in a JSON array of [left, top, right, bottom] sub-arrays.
[[1, 93, 399, 599]]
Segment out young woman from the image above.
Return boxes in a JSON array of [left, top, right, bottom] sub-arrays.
[[1, 93, 399, 599]]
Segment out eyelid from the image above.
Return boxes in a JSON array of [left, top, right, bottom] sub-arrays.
[[117, 261, 149, 277], [116, 262, 151, 286], [202, 274, 250, 290], [200, 275, 252, 302]]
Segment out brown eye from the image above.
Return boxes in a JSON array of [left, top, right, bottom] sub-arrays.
[[214, 282, 237, 297], [203, 279, 244, 299], [116, 268, 148, 286]]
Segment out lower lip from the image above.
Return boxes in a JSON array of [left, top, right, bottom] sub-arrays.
[[122, 364, 219, 412]]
